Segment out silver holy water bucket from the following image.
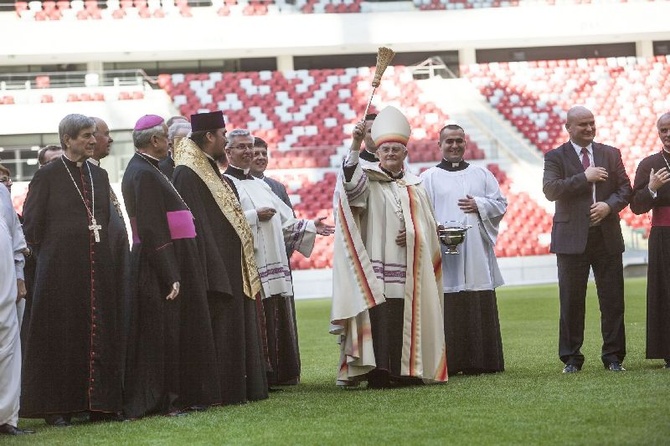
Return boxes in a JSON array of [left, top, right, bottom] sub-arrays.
[[438, 222, 472, 255]]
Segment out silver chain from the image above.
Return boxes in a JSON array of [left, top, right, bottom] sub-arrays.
[[61, 155, 95, 222], [661, 150, 670, 172], [390, 182, 405, 223]]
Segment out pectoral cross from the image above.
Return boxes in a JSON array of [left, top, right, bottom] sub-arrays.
[[89, 217, 102, 243]]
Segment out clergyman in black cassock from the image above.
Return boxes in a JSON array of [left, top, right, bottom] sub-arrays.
[[630, 112, 670, 368], [21, 114, 122, 423], [89, 117, 132, 379], [121, 115, 220, 419]]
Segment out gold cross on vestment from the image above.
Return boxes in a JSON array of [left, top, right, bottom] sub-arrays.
[[89, 217, 102, 243]]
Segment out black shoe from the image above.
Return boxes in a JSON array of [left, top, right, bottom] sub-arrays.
[[187, 405, 208, 412], [562, 364, 580, 374], [44, 415, 71, 427], [366, 369, 391, 389], [606, 361, 626, 372], [89, 411, 125, 422], [0, 424, 35, 435]]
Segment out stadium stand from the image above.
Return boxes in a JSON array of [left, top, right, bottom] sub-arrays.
[[14, 0, 193, 19], [6, 56, 663, 267], [156, 66, 485, 169], [13, 0, 660, 18], [4, 54, 667, 266], [462, 55, 670, 236]]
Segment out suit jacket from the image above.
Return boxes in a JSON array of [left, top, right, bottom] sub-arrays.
[[542, 141, 632, 255]]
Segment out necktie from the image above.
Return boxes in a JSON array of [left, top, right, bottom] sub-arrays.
[[581, 147, 590, 170], [581, 147, 596, 203]]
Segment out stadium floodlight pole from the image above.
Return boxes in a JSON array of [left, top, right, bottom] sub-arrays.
[[363, 46, 396, 118]]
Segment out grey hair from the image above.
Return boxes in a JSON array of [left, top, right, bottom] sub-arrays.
[[58, 114, 95, 148], [168, 121, 192, 141], [225, 129, 253, 148], [133, 123, 165, 149]]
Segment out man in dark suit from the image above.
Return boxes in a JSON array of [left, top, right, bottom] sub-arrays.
[[542, 105, 632, 374], [250, 137, 295, 217]]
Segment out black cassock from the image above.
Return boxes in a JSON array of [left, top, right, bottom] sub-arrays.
[[108, 187, 132, 378], [121, 153, 220, 418], [21, 156, 122, 417], [631, 151, 670, 361], [173, 158, 268, 405]]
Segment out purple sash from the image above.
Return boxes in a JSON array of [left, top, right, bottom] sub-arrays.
[[131, 210, 196, 244], [652, 206, 670, 227]]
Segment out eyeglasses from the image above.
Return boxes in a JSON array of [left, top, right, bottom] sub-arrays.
[[229, 144, 254, 151], [378, 146, 405, 155], [0, 176, 12, 184]]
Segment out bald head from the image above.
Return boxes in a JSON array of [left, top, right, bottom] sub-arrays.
[[90, 117, 113, 161], [657, 112, 670, 151], [565, 106, 596, 147]]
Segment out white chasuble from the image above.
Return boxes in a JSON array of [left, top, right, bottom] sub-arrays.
[[331, 162, 447, 385], [420, 165, 506, 292]]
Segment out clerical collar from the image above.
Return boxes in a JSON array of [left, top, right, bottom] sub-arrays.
[[226, 165, 253, 180], [62, 153, 86, 168], [87, 158, 100, 166], [437, 159, 469, 172], [360, 149, 379, 162], [380, 165, 404, 179], [137, 151, 160, 166], [230, 164, 250, 175]]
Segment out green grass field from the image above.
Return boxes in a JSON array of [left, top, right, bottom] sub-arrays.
[[8, 277, 670, 445]]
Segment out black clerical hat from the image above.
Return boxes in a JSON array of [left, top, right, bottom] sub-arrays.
[[191, 111, 225, 132]]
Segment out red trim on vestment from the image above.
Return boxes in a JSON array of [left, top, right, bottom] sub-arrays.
[[79, 165, 96, 410], [408, 188, 420, 375], [337, 196, 377, 308]]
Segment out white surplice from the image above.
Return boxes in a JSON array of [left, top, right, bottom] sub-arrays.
[[0, 185, 26, 427], [226, 175, 316, 298], [420, 164, 506, 292]]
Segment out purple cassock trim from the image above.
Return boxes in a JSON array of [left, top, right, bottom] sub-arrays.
[[130, 210, 196, 244], [371, 260, 407, 284]]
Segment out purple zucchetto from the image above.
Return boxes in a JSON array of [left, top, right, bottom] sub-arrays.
[[191, 111, 225, 132], [134, 114, 164, 131]]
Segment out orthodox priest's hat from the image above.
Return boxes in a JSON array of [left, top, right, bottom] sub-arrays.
[[191, 110, 225, 132], [371, 106, 411, 147]]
